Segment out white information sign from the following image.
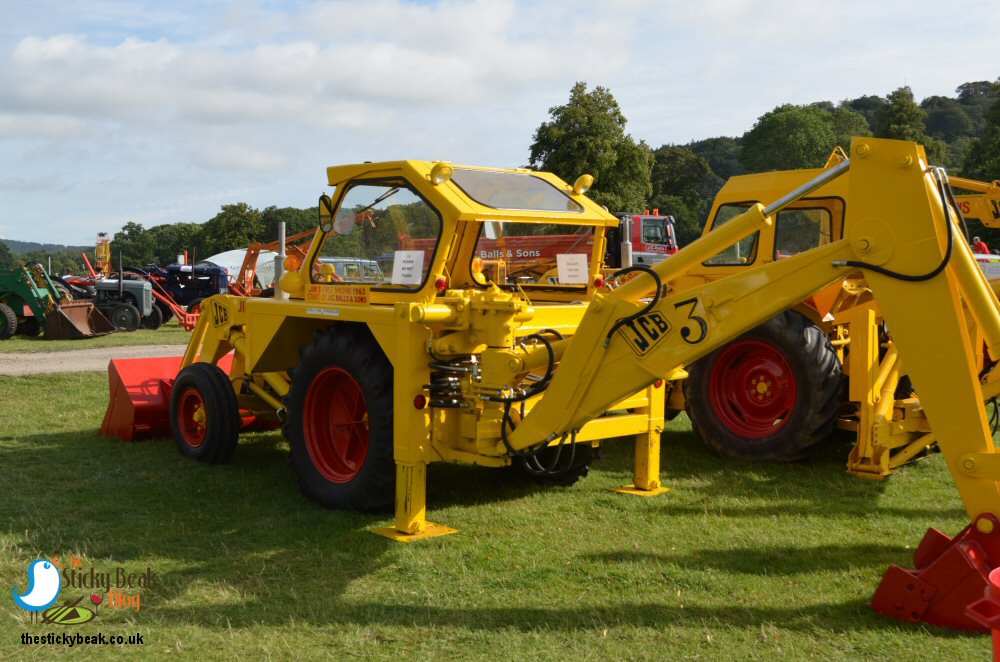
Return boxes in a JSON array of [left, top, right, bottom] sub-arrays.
[[391, 250, 425, 285], [556, 253, 589, 285]]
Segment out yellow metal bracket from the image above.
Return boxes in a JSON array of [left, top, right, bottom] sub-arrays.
[[611, 382, 670, 497]]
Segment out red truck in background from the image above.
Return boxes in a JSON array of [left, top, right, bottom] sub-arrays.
[[607, 210, 679, 267], [477, 211, 678, 283]]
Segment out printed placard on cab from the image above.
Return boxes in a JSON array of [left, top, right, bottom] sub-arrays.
[[306, 284, 369, 305], [391, 250, 425, 285], [556, 253, 588, 284]]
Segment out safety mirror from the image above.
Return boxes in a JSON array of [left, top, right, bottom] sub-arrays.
[[318, 194, 335, 233]]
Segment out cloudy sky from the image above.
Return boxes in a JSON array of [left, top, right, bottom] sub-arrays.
[[1, 0, 998, 245]]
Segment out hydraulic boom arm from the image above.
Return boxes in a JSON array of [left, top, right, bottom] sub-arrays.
[[510, 138, 1000, 524]]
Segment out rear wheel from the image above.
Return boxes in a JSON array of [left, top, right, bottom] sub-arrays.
[[684, 310, 842, 462], [285, 327, 395, 511], [109, 303, 140, 331], [187, 298, 204, 314], [141, 303, 163, 330], [170, 362, 240, 463], [0, 303, 16, 339]]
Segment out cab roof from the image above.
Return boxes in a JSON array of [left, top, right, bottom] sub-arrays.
[[325, 160, 619, 227]]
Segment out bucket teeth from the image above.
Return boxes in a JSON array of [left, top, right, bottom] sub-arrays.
[[871, 514, 1000, 631]]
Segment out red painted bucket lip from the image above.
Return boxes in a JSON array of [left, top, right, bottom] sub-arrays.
[[303, 366, 369, 483], [709, 339, 797, 438], [177, 387, 207, 448]]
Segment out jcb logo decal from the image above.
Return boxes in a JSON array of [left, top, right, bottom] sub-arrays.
[[992, 200, 1000, 221], [617, 312, 671, 356], [212, 300, 230, 327]]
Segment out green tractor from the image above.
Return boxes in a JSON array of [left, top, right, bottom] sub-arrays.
[[0, 265, 115, 340]]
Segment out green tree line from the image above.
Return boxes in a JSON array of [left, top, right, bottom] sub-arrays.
[[4, 76, 999, 272], [530, 79, 1000, 246]]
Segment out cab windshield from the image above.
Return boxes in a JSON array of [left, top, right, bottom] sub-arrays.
[[314, 180, 440, 289]]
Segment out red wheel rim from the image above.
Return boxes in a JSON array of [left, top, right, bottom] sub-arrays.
[[304, 367, 369, 483], [708, 339, 797, 438], [178, 387, 208, 448]]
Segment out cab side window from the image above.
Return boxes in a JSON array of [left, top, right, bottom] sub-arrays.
[[774, 208, 833, 259], [703, 204, 759, 266]]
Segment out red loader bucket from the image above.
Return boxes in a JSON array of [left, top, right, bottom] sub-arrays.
[[871, 513, 1000, 631], [100, 355, 235, 441]]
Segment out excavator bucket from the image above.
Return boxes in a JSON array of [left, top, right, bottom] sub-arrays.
[[100, 355, 235, 441], [43, 301, 116, 339], [871, 514, 1000, 631]]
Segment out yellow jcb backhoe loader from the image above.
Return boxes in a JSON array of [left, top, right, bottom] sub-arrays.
[[104, 138, 1000, 631]]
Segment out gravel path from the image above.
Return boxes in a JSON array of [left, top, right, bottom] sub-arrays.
[[0, 344, 187, 376]]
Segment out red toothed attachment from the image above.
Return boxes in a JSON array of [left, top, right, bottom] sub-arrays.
[[871, 513, 1000, 631], [967, 567, 1000, 660]]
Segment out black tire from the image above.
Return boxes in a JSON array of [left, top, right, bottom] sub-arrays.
[[141, 303, 163, 330], [109, 303, 141, 331], [284, 326, 395, 511], [0, 303, 16, 340], [170, 362, 240, 463], [187, 298, 204, 314], [156, 301, 174, 324], [684, 310, 842, 462], [511, 442, 596, 486]]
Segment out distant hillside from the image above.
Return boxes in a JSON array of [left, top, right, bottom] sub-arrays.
[[0, 238, 90, 254]]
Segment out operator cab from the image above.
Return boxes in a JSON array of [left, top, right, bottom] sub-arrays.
[[303, 161, 618, 303]]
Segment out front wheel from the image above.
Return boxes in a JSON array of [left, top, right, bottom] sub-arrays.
[[284, 327, 395, 511], [170, 362, 240, 463], [684, 310, 842, 462], [0, 303, 16, 339]]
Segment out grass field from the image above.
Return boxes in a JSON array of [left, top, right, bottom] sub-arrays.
[[0, 318, 190, 353], [0, 372, 990, 660]]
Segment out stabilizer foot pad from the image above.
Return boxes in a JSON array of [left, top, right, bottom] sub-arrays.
[[372, 521, 459, 543], [610, 485, 670, 497]]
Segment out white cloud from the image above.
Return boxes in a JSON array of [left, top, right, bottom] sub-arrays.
[[0, 0, 998, 244]]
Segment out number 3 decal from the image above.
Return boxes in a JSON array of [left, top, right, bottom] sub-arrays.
[[674, 297, 708, 344]]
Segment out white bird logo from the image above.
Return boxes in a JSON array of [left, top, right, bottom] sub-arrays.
[[12, 559, 62, 619]]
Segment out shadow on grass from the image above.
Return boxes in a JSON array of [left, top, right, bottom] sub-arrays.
[[0, 423, 973, 637], [146, 596, 979, 638], [1, 428, 396, 614], [582, 543, 909, 576], [591, 429, 966, 521]]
